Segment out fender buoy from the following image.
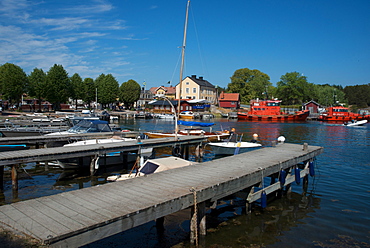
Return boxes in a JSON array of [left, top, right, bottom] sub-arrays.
[[261, 191, 267, 208], [309, 161, 315, 177], [279, 169, 286, 187], [172, 145, 182, 157], [94, 157, 99, 170], [295, 167, 300, 184]]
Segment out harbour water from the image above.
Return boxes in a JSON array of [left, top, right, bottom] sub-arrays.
[[1, 118, 369, 247]]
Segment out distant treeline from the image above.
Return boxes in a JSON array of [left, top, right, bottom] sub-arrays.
[[0, 63, 369, 112], [221, 68, 370, 109], [0, 63, 141, 111]]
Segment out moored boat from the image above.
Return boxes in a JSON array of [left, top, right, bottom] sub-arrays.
[[237, 99, 310, 121], [56, 137, 153, 169], [144, 120, 231, 142], [107, 156, 194, 182], [208, 133, 262, 155], [318, 106, 370, 122], [179, 111, 195, 119]]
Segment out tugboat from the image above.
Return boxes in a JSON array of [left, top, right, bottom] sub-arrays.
[[237, 99, 309, 121], [318, 105, 370, 122]]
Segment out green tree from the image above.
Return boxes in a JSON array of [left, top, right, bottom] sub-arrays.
[[0, 63, 28, 108], [119, 79, 141, 109], [314, 84, 346, 107], [344, 84, 370, 108], [275, 72, 313, 105], [227, 68, 271, 103], [95, 74, 119, 108], [82, 78, 96, 109], [45, 64, 70, 110], [28, 68, 47, 112], [69, 73, 84, 110]]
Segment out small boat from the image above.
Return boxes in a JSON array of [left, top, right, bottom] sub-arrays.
[[56, 137, 153, 169], [179, 111, 195, 119], [343, 119, 368, 127], [0, 120, 70, 137], [46, 119, 113, 136], [208, 134, 262, 155], [155, 113, 175, 120], [107, 156, 194, 182], [237, 98, 310, 122], [319, 106, 370, 122], [144, 120, 231, 142]]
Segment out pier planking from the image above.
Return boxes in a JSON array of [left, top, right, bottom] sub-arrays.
[[0, 143, 323, 247]]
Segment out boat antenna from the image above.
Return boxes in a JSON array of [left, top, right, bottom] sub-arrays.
[[177, 0, 190, 135]]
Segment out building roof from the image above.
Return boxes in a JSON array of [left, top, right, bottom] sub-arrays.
[[303, 100, 321, 106], [219, 92, 240, 101], [178, 75, 215, 88], [149, 86, 176, 95]]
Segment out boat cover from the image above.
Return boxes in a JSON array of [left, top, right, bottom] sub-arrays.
[[177, 120, 214, 127]]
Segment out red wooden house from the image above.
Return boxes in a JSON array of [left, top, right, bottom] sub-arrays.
[[218, 92, 240, 109]]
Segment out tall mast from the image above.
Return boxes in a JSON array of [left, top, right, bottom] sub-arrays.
[[176, 0, 190, 133]]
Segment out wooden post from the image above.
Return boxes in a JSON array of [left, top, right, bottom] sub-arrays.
[[11, 164, 19, 190], [303, 175, 309, 192], [155, 217, 165, 231], [0, 166, 4, 191], [44, 161, 49, 171], [198, 201, 206, 236], [246, 187, 254, 214]]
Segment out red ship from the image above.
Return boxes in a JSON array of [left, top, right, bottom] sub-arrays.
[[318, 106, 370, 122], [237, 99, 310, 121]]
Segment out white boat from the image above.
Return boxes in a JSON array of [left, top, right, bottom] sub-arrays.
[[179, 111, 195, 119], [208, 141, 261, 155], [56, 137, 153, 169], [343, 119, 368, 126], [107, 156, 194, 182], [46, 119, 112, 136], [155, 114, 175, 120]]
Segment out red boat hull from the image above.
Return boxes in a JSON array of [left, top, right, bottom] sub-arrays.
[[318, 106, 370, 122], [237, 110, 309, 121]]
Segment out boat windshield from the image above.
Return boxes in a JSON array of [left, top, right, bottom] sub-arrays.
[[267, 102, 280, 106], [333, 108, 348, 113], [67, 120, 112, 133]]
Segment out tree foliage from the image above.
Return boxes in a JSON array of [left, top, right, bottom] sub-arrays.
[[69, 73, 84, 109], [119, 79, 141, 109], [227, 68, 271, 103], [275, 72, 314, 105], [95, 74, 119, 108], [82, 78, 96, 108], [28, 68, 47, 112], [45, 64, 70, 110], [0, 63, 28, 105], [343, 84, 370, 108]]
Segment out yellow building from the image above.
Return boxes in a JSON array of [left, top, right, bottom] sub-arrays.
[[149, 86, 176, 100], [175, 75, 217, 104]]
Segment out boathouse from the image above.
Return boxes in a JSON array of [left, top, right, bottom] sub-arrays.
[[218, 92, 240, 109]]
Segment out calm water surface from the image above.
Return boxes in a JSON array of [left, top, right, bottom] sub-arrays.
[[1, 118, 369, 247]]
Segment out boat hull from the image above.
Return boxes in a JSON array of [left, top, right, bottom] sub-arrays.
[[144, 131, 229, 142], [237, 110, 309, 122], [208, 141, 262, 155]]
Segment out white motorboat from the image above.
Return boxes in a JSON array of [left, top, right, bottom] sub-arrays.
[[107, 156, 194, 182], [208, 141, 262, 155], [343, 119, 368, 127], [56, 137, 153, 169]]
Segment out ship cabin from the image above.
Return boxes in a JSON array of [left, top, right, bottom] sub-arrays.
[[249, 99, 282, 115]]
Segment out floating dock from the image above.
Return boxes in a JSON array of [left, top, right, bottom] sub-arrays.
[[0, 142, 323, 247]]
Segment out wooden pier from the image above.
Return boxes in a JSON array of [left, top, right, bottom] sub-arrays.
[[0, 142, 323, 247]]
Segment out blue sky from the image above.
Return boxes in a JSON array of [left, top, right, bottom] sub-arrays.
[[1, 0, 369, 89]]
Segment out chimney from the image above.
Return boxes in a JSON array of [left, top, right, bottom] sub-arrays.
[[191, 75, 197, 79], [199, 76, 203, 80]]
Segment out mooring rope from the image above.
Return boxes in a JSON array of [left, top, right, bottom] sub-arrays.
[[191, 187, 198, 246]]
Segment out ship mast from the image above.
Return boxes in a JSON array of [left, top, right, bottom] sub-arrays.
[[176, 0, 190, 134]]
